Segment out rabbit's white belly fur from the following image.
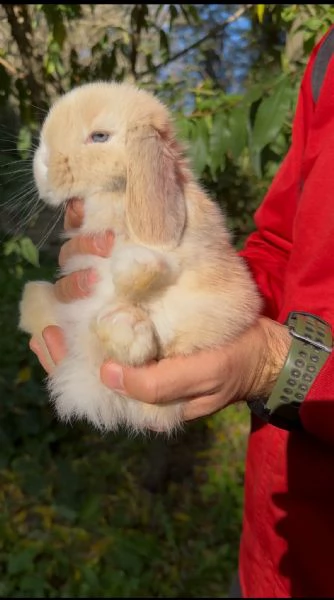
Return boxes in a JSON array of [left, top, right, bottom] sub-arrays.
[[50, 245, 183, 434], [46, 240, 258, 434]]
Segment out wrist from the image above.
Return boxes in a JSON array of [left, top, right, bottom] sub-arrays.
[[237, 317, 292, 402], [253, 317, 292, 397], [247, 312, 333, 431]]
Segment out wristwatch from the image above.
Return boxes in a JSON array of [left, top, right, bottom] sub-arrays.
[[247, 311, 333, 431]]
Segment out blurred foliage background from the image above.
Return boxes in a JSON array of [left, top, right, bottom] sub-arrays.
[[0, 4, 333, 597]]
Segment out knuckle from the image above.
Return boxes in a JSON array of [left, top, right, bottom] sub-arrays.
[[54, 274, 79, 303], [54, 277, 67, 302], [79, 235, 95, 254], [70, 271, 85, 296], [58, 242, 70, 266], [59, 236, 94, 267], [141, 376, 160, 404], [64, 207, 82, 231], [125, 369, 159, 404], [64, 208, 74, 230], [69, 235, 95, 257], [70, 235, 84, 255], [59, 233, 112, 266]]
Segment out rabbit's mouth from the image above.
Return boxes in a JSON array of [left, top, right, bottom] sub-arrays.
[[33, 142, 76, 207], [39, 189, 69, 208]]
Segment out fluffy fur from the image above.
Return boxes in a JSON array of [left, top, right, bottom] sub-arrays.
[[19, 81, 262, 434]]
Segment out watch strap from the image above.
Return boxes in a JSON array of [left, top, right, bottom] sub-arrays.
[[248, 312, 333, 431]]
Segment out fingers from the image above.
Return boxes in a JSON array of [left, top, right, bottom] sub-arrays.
[[64, 198, 84, 230], [100, 348, 227, 404], [59, 232, 114, 267], [29, 325, 67, 374], [59, 199, 114, 304], [181, 393, 229, 421], [29, 337, 54, 374], [54, 269, 98, 303], [42, 326, 67, 364]]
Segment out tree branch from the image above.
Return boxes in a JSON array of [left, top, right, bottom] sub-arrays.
[[0, 55, 21, 76], [3, 4, 48, 111], [138, 4, 253, 78], [129, 5, 148, 79]]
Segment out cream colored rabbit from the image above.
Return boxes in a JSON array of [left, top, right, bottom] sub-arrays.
[[19, 81, 262, 434]]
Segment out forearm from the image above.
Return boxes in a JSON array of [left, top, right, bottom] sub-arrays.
[[232, 317, 292, 403]]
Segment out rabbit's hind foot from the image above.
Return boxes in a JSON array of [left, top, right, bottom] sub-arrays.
[[94, 304, 158, 366]]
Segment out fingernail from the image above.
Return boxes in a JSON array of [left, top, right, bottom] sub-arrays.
[[78, 269, 98, 293], [42, 328, 54, 348], [101, 363, 125, 392], [29, 338, 42, 355], [94, 232, 114, 253], [71, 198, 83, 215]]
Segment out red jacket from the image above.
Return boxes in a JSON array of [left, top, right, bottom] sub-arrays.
[[239, 27, 334, 598]]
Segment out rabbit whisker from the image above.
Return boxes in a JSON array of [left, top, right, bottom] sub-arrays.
[[37, 204, 65, 250]]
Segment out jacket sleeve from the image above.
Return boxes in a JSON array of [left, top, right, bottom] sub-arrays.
[[239, 32, 318, 319], [239, 27, 334, 445]]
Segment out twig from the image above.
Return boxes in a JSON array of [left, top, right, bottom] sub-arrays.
[[138, 4, 253, 78], [0, 55, 20, 76]]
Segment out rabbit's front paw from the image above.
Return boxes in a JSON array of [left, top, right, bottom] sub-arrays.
[[112, 246, 177, 300], [95, 305, 158, 366]]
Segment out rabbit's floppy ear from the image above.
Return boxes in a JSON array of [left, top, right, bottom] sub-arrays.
[[125, 124, 186, 248]]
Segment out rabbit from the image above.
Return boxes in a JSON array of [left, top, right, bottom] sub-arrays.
[[19, 81, 262, 435]]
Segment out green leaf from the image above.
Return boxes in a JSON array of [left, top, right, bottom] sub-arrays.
[[145, 51, 154, 72], [80, 495, 101, 521], [175, 115, 191, 142], [250, 148, 262, 178], [251, 79, 291, 154], [17, 126, 32, 160], [131, 4, 148, 30], [181, 4, 200, 24], [242, 84, 264, 107], [209, 113, 231, 175], [45, 60, 56, 76], [53, 25, 65, 50], [189, 118, 209, 175], [169, 4, 178, 29], [7, 547, 39, 575], [19, 237, 40, 267], [15, 264, 24, 278], [52, 14, 66, 48], [305, 17, 323, 31], [228, 106, 248, 161], [3, 237, 19, 257], [256, 4, 265, 23], [159, 29, 169, 59]]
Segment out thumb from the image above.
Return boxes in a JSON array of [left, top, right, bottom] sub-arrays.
[[100, 348, 225, 405], [100, 359, 162, 403]]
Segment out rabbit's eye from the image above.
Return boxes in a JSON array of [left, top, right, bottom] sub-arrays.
[[88, 132, 110, 143]]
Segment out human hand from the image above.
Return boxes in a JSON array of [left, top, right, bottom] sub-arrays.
[[30, 315, 291, 422], [54, 197, 114, 302], [29, 197, 113, 368], [29, 198, 291, 422], [98, 316, 291, 420]]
